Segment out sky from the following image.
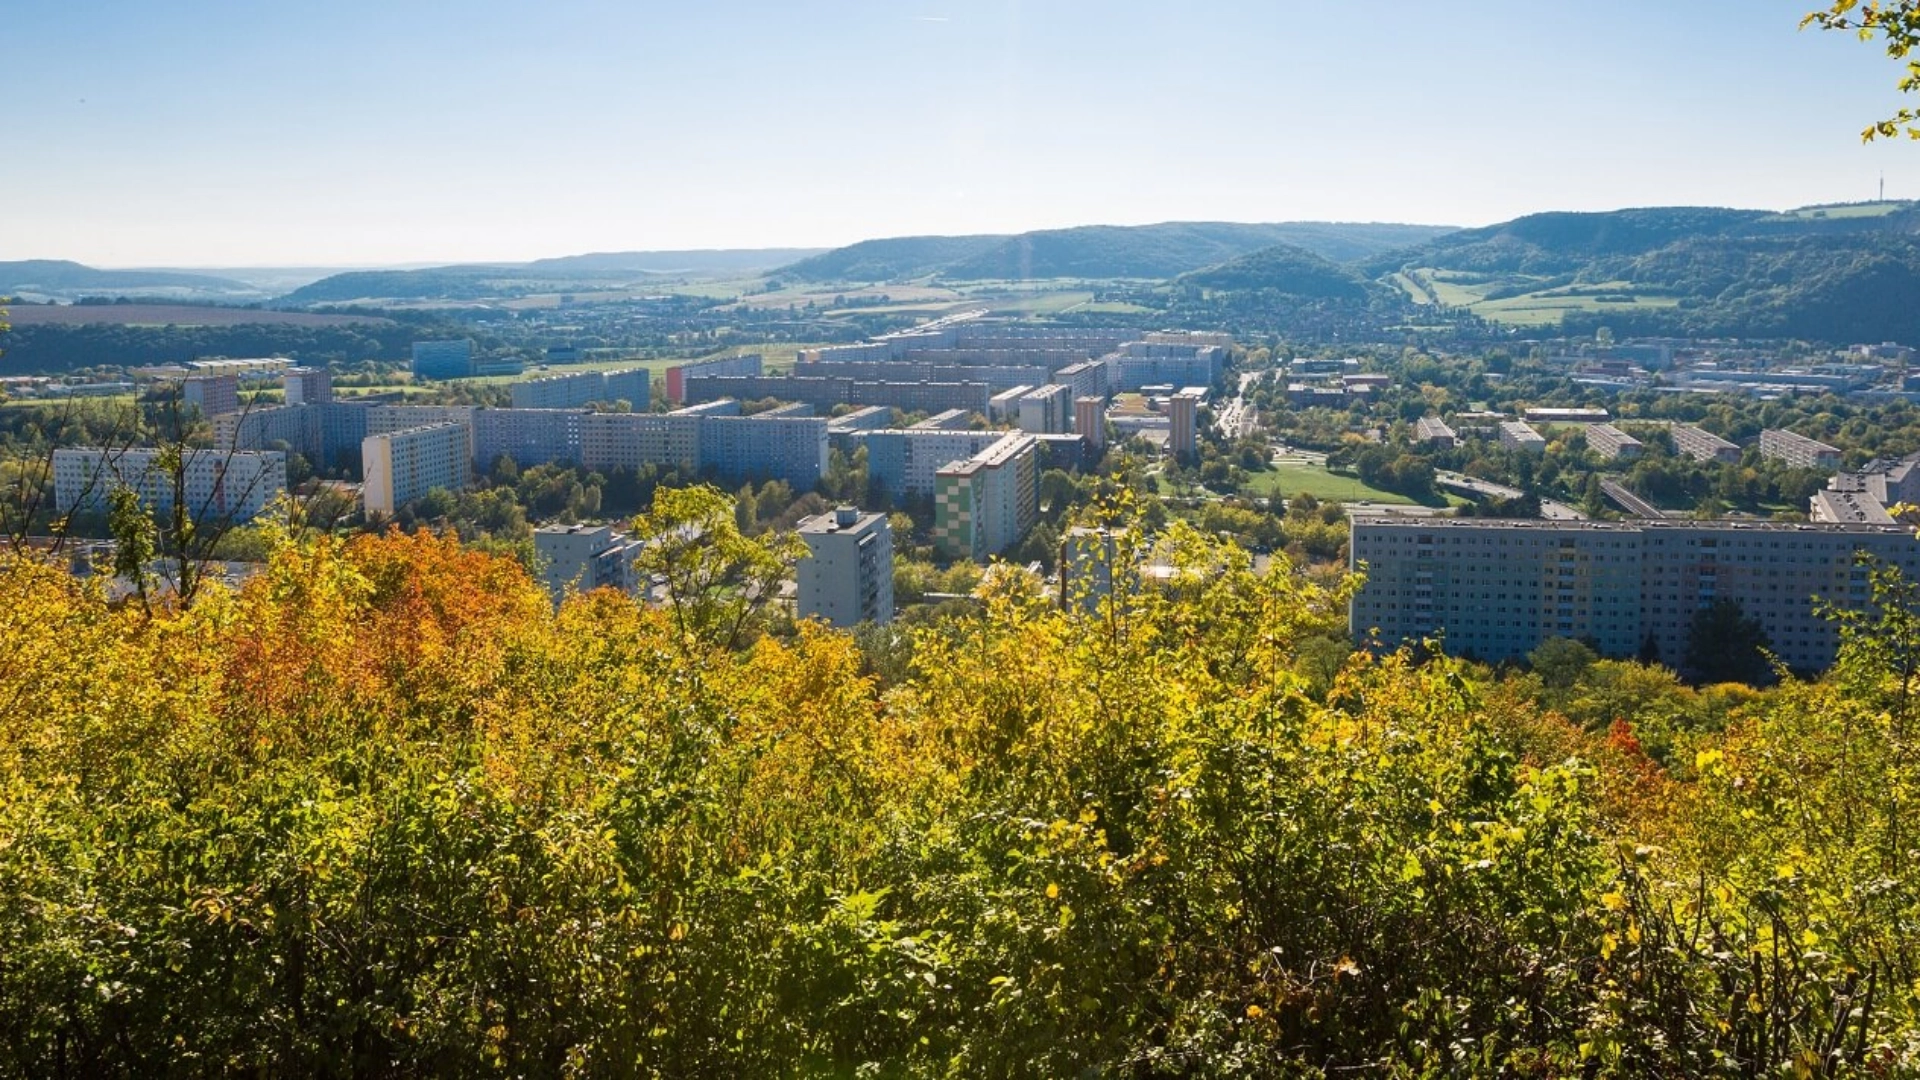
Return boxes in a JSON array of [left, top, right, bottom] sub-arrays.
[[5, 0, 1919, 267]]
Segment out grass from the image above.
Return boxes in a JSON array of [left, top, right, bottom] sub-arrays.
[[1240, 462, 1414, 504]]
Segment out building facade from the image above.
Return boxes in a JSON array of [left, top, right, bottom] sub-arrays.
[[933, 433, 1039, 561], [1349, 515, 1920, 673], [534, 523, 645, 605], [1584, 424, 1645, 461], [1759, 429, 1843, 470], [362, 423, 470, 515], [796, 507, 894, 627], [510, 368, 650, 410], [53, 447, 286, 523], [1670, 423, 1741, 464], [411, 340, 474, 381]]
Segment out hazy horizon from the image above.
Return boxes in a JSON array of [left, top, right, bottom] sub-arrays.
[[7, 0, 1919, 267]]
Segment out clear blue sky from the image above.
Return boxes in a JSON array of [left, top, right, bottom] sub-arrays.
[[4, 0, 1917, 266]]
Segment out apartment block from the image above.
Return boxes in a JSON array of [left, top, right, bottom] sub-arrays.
[[362, 423, 470, 516], [989, 385, 1035, 423], [1670, 423, 1741, 464], [1584, 424, 1644, 461], [1349, 515, 1920, 673], [696, 414, 829, 489], [1075, 397, 1107, 453], [796, 507, 895, 627], [1759, 429, 1843, 470], [859, 428, 1010, 499], [53, 447, 286, 523], [368, 405, 478, 465], [580, 411, 702, 474], [473, 409, 585, 470], [1017, 384, 1073, 435], [283, 367, 332, 406], [1053, 360, 1109, 403], [1168, 387, 1204, 462], [1523, 407, 1610, 424], [510, 368, 650, 410], [934, 433, 1039, 561], [664, 354, 762, 404], [1499, 421, 1547, 451], [534, 523, 645, 605], [181, 374, 239, 419]]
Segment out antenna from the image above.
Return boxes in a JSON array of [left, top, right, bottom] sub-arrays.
[[1881, 172, 1886, 202]]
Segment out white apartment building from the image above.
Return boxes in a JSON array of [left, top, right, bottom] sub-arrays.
[[1350, 515, 1920, 673], [283, 367, 333, 406], [1016, 384, 1073, 435], [510, 368, 650, 410], [579, 411, 702, 474], [797, 507, 894, 627], [534, 523, 645, 605], [1670, 423, 1741, 464], [1583, 424, 1644, 461], [1499, 421, 1547, 452], [1759, 429, 1843, 470], [362, 423, 470, 516], [53, 447, 286, 523]]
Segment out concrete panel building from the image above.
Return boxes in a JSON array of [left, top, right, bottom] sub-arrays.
[[1670, 424, 1741, 464], [53, 447, 287, 524], [534, 523, 644, 605], [1350, 515, 1920, 673], [1075, 397, 1107, 454], [362, 423, 470, 516], [181, 374, 239, 419], [1499, 421, 1547, 451], [696, 414, 829, 489], [1168, 387, 1204, 462], [797, 507, 894, 627], [858, 428, 1010, 499], [1759, 429, 1843, 470], [473, 409, 585, 470], [1017, 384, 1073, 435], [1414, 417, 1457, 448], [1584, 424, 1645, 461], [934, 433, 1039, 561], [283, 367, 333, 406], [665, 354, 762, 404], [511, 368, 650, 410]]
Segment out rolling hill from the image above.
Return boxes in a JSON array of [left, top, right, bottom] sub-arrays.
[[780, 221, 1458, 283], [0, 260, 267, 302], [1175, 243, 1372, 299]]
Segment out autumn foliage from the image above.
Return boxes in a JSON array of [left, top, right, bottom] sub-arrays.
[[2, 524, 1920, 1076]]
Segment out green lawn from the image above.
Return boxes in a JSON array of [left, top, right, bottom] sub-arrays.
[[1241, 463, 1414, 504]]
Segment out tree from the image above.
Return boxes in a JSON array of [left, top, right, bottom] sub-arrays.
[[1684, 597, 1774, 684], [1804, 1, 1920, 138], [631, 484, 803, 654], [1530, 635, 1598, 692]]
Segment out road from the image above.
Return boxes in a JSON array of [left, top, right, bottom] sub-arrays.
[[1435, 470, 1586, 520]]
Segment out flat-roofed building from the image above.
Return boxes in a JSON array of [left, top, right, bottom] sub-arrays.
[[1760, 429, 1843, 470], [797, 507, 894, 627], [53, 447, 286, 523], [1584, 423, 1645, 460], [1499, 421, 1547, 451], [1350, 515, 1920, 673], [1414, 417, 1456, 448], [181, 373, 239, 419], [1017, 384, 1073, 435], [1670, 423, 1741, 464], [665, 354, 761, 404], [1168, 387, 1204, 462], [411, 340, 473, 380], [933, 433, 1039, 561], [1075, 396, 1107, 454], [696, 414, 829, 489], [511, 368, 650, 410], [1524, 407, 1610, 424], [473, 409, 585, 470], [858, 428, 1009, 499], [989, 385, 1034, 423], [534, 523, 644, 605], [362, 423, 470, 516], [283, 367, 332, 406]]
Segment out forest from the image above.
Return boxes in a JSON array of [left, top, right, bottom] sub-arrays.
[[4, 497, 1920, 1076]]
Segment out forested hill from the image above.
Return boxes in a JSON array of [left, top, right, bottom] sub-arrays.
[[279, 249, 825, 305], [1176, 242, 1373, 299], [779, 221, 1458, 283], [1358, 207, 1781, 277], [0, 260, 264, 302]]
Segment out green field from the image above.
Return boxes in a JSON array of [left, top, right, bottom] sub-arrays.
[[1241, 462, 1413, 504]]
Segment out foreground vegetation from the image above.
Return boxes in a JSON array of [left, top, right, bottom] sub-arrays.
[[3, 516, 1920, 1075]]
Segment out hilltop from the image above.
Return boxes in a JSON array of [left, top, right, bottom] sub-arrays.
[[780, 221, 1458, 283]]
